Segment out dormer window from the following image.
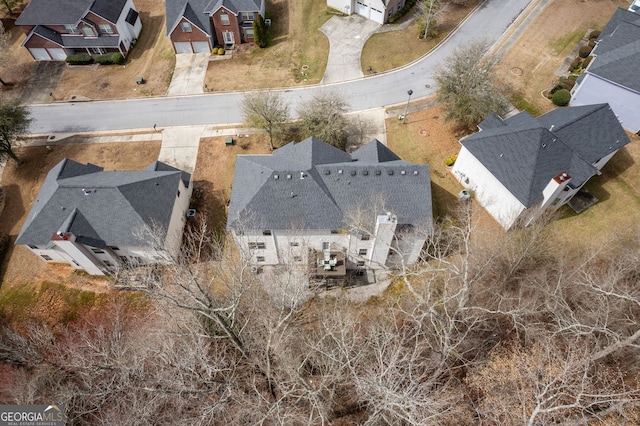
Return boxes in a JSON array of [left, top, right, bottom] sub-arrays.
[[65, 24, 80, 34], [181, 21, 192, 33], [220, 13, 230, 25], [82, 26, 96, 37], [241, 12, 255, 21], [98, 24, 114, 34]]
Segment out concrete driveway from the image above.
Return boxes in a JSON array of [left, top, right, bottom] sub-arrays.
[[167, 53, 210, 96], [158, 126, 204, 173], [320, 14, 381, 84]]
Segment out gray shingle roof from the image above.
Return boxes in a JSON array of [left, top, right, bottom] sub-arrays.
[[587, 8, 640, 93], [461, 104, 630, 207], [16, 159, 191, 248], [227, 138, 432, 231], [207, 0, 262, 15], [15, 0, 127, 26], [166, 0, 214, 36]]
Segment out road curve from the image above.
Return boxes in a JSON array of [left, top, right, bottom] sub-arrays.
[[28, 0, 532, 134]]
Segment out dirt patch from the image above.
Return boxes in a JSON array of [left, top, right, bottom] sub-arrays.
[[191, 134, 271, 231], [51, 0, 175, 100], [495, 0, 628, 113], [0, 141, 160, 289]]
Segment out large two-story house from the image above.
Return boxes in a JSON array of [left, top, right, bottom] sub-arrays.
[[15, 0, 142, 61], [451, 104, 630, 230], [166, 0, 265, 53], [227, 137, 433, 277], [16, 159, 192, 276]]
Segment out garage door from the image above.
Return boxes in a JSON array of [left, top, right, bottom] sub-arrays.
[[192, 41, 210, 53], [370, 7, 384, 24], [48, 48, 67, 60], [29, 48, 51, 60], [355, 1, 368, 18], [174, 42, 192, 54]]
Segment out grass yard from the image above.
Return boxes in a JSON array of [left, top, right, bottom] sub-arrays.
[[204, 0, 331, 91], [361, 0, 481, 74], [495, 0, 629, 114]]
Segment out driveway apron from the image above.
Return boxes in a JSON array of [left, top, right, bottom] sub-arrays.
[[167, 53, 210, 96]]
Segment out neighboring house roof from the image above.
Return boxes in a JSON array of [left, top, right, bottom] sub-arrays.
[[227, 137, 433, 230], [207, 0, 262, 15], [587, 8, 640, 93], [16, 159, 191, 248], [166, 0, 213, 36], [15, 0, 126, 26], [460, 104, 630, 207]]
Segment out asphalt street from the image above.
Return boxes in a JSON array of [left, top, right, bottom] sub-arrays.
[[28, 0, 533, 135]]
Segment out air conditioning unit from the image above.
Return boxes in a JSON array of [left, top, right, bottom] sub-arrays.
[[186, 209, 197, 221], [265, 19, 272, 26]]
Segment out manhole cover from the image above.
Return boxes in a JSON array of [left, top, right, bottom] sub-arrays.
[[419, 129, 429, 137], [301, 65, 309, 71]]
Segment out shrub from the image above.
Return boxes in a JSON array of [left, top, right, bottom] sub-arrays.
[[589, 30, 601, 40], [444, 154, 457, 167], [578, 45, 592, 58], [253, 14, 271, 48], [568, 57, 582, 72], [95, 53, 125, 65], [552, 89, 571, 106], [217, 48, 225, 55], [66, 53, 93, 65], [582, 56, 593, 69], [588, 39, 596, 48], [558, 76, 576, 91]]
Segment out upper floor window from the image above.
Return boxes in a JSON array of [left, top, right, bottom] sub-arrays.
[[290, 241, 299, 247], [262, 230, 272, 236], [220, 13, 230, 25], [181, 21, 192, 33], [359, 249, 368, 256], [91, 248, 105, 254], [64, 24, 80, 34], [245, 28, 254, 38], [248, 242, 266, 250], [28, 245, 38, 250], [82, 26, 96, 37], [241, 12, 254, 21], [98, 24, 114, 34]]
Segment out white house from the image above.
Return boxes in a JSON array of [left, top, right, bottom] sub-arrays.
[[327, 0, 406, 25], [570, 7, 640, 133], [452, 104, 630, 230], [226, 137, 433, 276], [16, 159, 192, 275]]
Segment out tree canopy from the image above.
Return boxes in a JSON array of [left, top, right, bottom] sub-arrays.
[[434, 40, 509, 128], [297, 91, 349, 150], [241, 91, 290, 150], [0, 98, 32, 164]]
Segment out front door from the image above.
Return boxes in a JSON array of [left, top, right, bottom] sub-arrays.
[[223, 31, 234, 45]]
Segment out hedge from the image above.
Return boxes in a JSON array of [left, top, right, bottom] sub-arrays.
[[66, 53, 93, 65], [95, 53, 125, 65], [552, 89, 571, 106], [578, 45, 592, 58]]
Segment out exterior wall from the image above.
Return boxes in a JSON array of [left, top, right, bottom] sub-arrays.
[[169, 18, 212, 52], [452, 146, 526, 230], [24, 34, 63, 49], [164, 178, 193, 258], [212, 7, 241, 46], [327, 0, 353, 14], [115, 0, 143, 50], [571, 73, 640, 133], [592, 150, 617, 171]]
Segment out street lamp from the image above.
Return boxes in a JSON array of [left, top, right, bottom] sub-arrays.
[[402, 89, 413, 124]]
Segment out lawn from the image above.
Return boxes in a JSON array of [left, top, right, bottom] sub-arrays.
[[204, 0, 331, 91]]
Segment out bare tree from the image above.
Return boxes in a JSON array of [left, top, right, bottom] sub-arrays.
[[241, 90, 290, 151], [434, 40, 510, 129], [0, 98, 32, 164], [0, 21, 13, 87], [418, 0, 445, 40], [297, 91, 349, 150]]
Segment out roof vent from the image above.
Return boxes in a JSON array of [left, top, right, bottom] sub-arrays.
[[287, 174, 292, 179], [388, 170, 394, 175], [542, 143, 547, 148], [324, 169, 330, 175], [350, 170, 356, 176], [300, 172, 307, 179], [338, 169, 343, 174], [401, 170, 406, 175], [413, 170, 419, 175], [274, 174, 279, 179], [375, 170, 381, 175], [549, 124, 555, 131], [363, 170, 369, 175], [500, 154, 504, 158]]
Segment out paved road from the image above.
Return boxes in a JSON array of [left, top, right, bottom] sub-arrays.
[[28, 0, 532, 135]]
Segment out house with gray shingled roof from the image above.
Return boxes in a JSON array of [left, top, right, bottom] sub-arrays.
[[227, 137, 433, 273], [15, 0, 142, 61], [166, 0, 264, 53], [16, 159, 192, 275], [326, 0, 406, 25], [570, 7, 640, 132], [451, 104, 630, 230]]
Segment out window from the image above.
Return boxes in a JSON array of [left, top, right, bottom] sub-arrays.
[[104, 261, 113, 267], [256, 256, 265, 262], [262, 230, 272, 236], [290, 242, 299, 247], [41, 255, 52, 261], [109, 246, 120, 251], [241, 11, 254, 20], [294, 256, 302, 262], [91, 248, 105, 254], [248, 242, 266, 249], [398, 3, 403, 11], [220, 13, 230, 25], [357, 260, 365, 266], [91, 47, 106, 54], [98, 24, 113, 34], [245, 28, 254, 38], [28, 245, 38, 250], [64, 24, 80, 34], [359, 249, 368, 256], [82, 26, 96, 37], [360, 234, 370, 241], [177, 190, 181, 198], [322, 242, 330, 250], [126, 8, 139, 25], [181, 21, 192, 32]]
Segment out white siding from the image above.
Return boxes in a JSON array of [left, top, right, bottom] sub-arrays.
[[164, 177, 193, 258], [452, 147, 526, 230], [571, 73, 640, 133], [115, 0, 143, 51], [327, 0, 353, 14]]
